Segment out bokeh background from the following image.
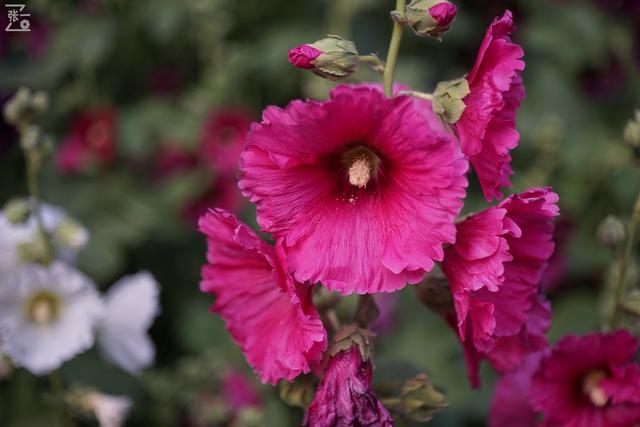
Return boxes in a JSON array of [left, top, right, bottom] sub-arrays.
[[1, 0, 639, 425]]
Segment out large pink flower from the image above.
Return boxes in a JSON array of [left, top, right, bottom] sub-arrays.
[[455, 10, 525, 202], [441, 187, 558, 386], [304, 346, 393, 427], [531, 330, 640, 427], [199, 209, 327, 384], [240, 84, 468, 294]]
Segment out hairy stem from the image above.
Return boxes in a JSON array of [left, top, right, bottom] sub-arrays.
[[383, 0, 406, 97], [610, 194, 640, 329], [25, 151, 54, 264]]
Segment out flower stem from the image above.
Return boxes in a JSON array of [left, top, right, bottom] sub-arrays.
[[383, 0, 406, 97], [48, 370, 65, 427], [25, 149, 54, 265], [610, 194, 640, 329]]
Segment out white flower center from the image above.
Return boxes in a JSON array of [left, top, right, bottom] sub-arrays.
[[348, 156, 372, 188], [342, 145, 380, 189], [583, 370, 609, 408]]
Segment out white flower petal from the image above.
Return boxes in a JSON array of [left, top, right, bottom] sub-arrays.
[[0, 262, 104, 375], [98, 271, 160, 375], [87, 391, 132, 427]]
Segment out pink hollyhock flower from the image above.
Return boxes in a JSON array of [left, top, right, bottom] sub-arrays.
[[199, 108, 253, 177], [288, 44, 323, 69], [490, 352, 545, 427], [531, 330, 640, 427], [153, 143, 198, 179], [199, 209, 327, 384], [183, 176, 246, 224], [441, 187, 559, 387], [240, 84, 468, 294], [304, 346, 393, 427], [221, 370, 261, 411], [455, 10, 525, 202], [56, 108, 117, 175]]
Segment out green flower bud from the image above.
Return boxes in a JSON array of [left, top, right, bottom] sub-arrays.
[[288, 35, 359, 80], [53, 216, 89, 250], [3, 87, 49, 127], [278, 374, 316, 408], [597, 215, 626, 250], [431, 77, 470, 125], [624, 110, 640, 158], [405, 0, 457, 40], [3, 198, 31, 224], [381, 374, 448, 422]]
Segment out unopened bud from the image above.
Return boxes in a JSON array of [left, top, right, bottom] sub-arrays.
[[3, 87, 49, 127], [597, 215, 626, 250], [405, 0, 457, 39], [278, 375, 316, 408], [3, 198, 31, 224], [53, 217, 89, 250], [383, 374, 448, 422], [288, 35, 359, 80], [431, 77, 470, 124], [624, 110, 640, 158]]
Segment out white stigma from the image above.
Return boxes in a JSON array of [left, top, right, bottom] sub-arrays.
[[348, 156, 372, 188], [583, 371, 609, 408]]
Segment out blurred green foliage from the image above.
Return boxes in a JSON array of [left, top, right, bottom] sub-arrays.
[[1, 0, 639, 425]]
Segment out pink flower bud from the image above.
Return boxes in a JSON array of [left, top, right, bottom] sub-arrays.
[[428, 2, 457, 28], [405, 0, 457, 39], [288, 44, 323, 70]]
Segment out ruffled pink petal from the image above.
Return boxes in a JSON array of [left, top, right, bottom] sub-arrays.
[[456, 10, 525, 202], [240, 84, 467, 294], [442, 188, 558, 384], [199, 209, 327, 384]]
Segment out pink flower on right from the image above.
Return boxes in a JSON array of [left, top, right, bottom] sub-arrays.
[[441, 187, 559, 387], [490, 330, 640, 427], [455, 10, 526, 202]]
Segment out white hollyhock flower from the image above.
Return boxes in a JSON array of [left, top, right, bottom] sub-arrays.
[[86, 391, 132, 427], [0, 203, 89, 271], [98, 271, 160, 375], [0, 262, 104, 375]]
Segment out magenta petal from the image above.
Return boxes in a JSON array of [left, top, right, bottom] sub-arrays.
[[240, 84, 468, 294], [288, 44, 323, 69], [456, 10, 525, 201], [199, 209, 327, 384]]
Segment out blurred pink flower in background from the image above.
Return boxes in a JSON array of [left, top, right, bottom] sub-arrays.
[[221, 370, 261, 412], [153, 143, 198, 180], [200, 108, 253, 177], [56, 108, 117, 175]]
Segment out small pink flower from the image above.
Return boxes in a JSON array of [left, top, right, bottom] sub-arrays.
[[56, 107, 117, 175], [441, 187, 559, 387], [531, 330, 640, 427], [304, 346, 393, 427], [240, 84, 468, 294], [429, 2, 457, 27], [455, 10, 525, 202], [153, 143, 198, 179], [288, 44, 323, 70], [221, 370, 261, 412], [199, 209, 327, 384], [199, 108, 253, 177]]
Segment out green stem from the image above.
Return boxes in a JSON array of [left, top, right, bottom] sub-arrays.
[[48, 370, 65, 427], [610, 194, 640, 329], [383, 0, 406, 97], [25, 150, 54, 265]]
